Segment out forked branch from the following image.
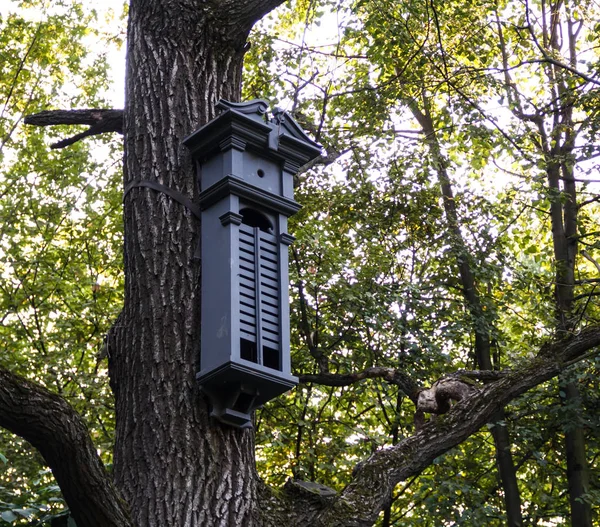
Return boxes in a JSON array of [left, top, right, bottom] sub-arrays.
[[306, 326, 600, 527]]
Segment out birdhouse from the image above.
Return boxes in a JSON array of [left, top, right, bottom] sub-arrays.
[[183, 99, 320, 428]]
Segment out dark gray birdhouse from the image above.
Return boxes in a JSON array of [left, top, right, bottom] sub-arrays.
[[183, 99, 320, 429]]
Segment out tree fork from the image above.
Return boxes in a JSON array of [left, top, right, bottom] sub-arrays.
[[311, 326, 600, 527]]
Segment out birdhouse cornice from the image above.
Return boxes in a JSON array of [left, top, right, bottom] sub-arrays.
[[198, 175, 301, 216], [183, 99, 321, 168]]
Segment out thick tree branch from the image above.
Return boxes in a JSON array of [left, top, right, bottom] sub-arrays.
[[211, 0, 287, 35], [0, 367, 133, 527], [310, 326, 600, 527], [24, 109, 123, 148]]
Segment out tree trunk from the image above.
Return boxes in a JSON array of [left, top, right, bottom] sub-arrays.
[[409, 95, 523, 527], [535, 15, 592, 518], [562, 380, 592, 526], [106, 1, 282, 525]]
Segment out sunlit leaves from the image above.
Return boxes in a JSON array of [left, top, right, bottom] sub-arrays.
[[0, 0, 123, 523], [245, 0, 600, 524]]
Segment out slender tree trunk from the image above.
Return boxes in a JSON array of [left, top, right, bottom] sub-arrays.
[[534, 11, 592, 515], [409, 96, 523, 527]]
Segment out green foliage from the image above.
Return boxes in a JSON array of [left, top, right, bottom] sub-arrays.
[[248, 0, 600, 524], [0, 0, 123, 523], [0, 0, 599, 525]]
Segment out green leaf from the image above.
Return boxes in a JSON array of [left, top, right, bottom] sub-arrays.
[[0, 511, 17, 522]]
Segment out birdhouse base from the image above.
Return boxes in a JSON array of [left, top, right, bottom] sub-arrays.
[[197, 361, 298, 429]]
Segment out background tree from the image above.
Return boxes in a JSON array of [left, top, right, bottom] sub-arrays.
[[0, 0, 599, 526]]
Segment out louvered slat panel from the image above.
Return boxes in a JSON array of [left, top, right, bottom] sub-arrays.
[[239, 224, 257, 354], [257, 231, 280, 358]]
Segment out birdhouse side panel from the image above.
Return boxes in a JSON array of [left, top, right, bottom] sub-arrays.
[[198, 155, 224, 192], [199, 199, 240, 373]]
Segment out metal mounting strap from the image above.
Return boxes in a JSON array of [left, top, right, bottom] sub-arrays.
[[123, 179, 201, 220]]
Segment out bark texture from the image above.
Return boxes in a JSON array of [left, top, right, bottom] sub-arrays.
[[23, 109, 123, 148], [12, 2, 599, 526], [106, 1, 284, 525]]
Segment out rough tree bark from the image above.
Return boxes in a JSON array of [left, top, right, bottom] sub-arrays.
[[0, 368, 132, 527]]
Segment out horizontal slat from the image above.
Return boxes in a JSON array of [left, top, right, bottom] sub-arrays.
[[260, 276, 279, 288], [262, 315, 279, 328], [261, 283, 279, 296], [240, 275, 255, 286], [240, 236, 255, 246], [260, 254, 278, 267], [259, 247, 277, 259], [261, 288, 278, 301], [240, 247, 255, 257], [241, 311, 256, 325], [262, 295, 278, 307], [240, 245, 255, 257], [259, 233, 277, 246], [241, 330, 256, 341], [262, 326, 279, 342], [240, 289, 255, 301], [240, 295, 255, 307], [260, 258, 278, 269], [261, 305, 278, 318], [259, 237, 277, 248], [240, 324, 256, 336], [261, 312, 279, 326], [260, 267, 278, 280], [240, 283, 256, 296], [239, 270, 255, 281], [240, 305, 256, 317]]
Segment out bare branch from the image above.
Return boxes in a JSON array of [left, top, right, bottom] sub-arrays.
[[298, 367, 420, 403], [0, 367, 133, 527], [24, 109, 123, 148], [582, 250, 600, 275]]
